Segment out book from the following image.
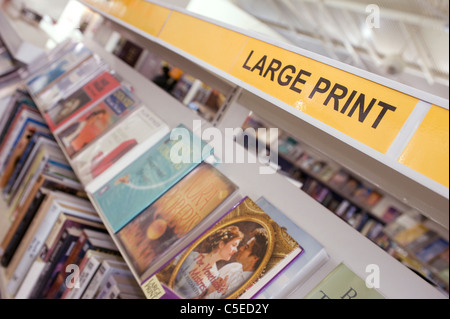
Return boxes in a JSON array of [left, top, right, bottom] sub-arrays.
[[90, 124, 214, 233], [144, 196, 303, 299], [73, 106, 170, 188], [253, 197, 329, 299], [55, 84, 142, 159], [117, 162, 239, 281], [304, 263, 385, 299], [25, 42, 93, 96], [82, 259, 132, 299], [42, 70, 121, 132]]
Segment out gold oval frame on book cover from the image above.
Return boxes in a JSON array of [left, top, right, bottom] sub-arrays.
[[167, 214, 276, 299]]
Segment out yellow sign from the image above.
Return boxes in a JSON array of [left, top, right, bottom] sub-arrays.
[[158, 11, 248, 73], [229, 39, 419, 154], [398, 106, 449, 187]]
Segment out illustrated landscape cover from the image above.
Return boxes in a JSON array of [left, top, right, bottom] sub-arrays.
[[144, 196, 303, 299], [117, 162, 238, 279], [91, 124, 214, 233]]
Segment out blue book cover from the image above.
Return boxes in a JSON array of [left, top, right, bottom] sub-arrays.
[[254, 197, 329, 299], [92, 124, 214, 233]]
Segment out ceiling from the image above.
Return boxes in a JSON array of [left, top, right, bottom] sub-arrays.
[[182, 0, 449, 100], [13, 0, 450, 100]]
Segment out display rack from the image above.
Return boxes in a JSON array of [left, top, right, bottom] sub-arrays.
[[0, 0, 448, 299]]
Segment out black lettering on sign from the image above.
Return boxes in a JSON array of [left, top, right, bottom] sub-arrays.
[[242, 50, 397, 129]]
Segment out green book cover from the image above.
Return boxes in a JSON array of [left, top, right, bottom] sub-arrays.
[[304, 263, 385, 299]]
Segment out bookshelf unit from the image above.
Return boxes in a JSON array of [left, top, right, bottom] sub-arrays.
[[0, 0, 448, 299]]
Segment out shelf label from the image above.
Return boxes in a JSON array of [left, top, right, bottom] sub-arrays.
[[398, 105, 449, 187], [158, 11, 248, 72], [229, 39, 419, 154]]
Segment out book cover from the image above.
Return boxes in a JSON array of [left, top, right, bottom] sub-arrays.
[[73, 106, 169, 188], [42, 71, 121, 132], [91, 124, 214, 233], [304, 263, 385, 299], [144, 196, 303, 299], [253, 197, 329, 299], [116, 162, 238, 279], [56, 84, 142, 158]]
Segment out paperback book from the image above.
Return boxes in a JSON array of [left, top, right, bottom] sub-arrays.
[[90, 124, 213, 233], [143, 196, 303, 299]]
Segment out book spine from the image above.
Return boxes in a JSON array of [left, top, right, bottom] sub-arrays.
[[65, 256, 101, 299]]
